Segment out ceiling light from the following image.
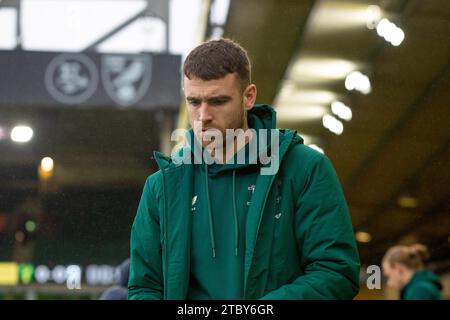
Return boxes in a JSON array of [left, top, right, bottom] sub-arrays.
[[376, 18, 392, 38], [10, 125, 33, 143], [397, 194, 419, 208], [322, 114, 344, 135], [331, 101, 352, 121], [40, 157, 54, 172], [390, 27, 405, 46], [376, 18, 405, 46], [278, 89, 339, 105], [345, 71, 371, 94], [356, 231, 372, 243], [276, 105, 327, 122], [309, 2, 382, 34], [291, 58, 361, 81], [366, 5, 381, 30]]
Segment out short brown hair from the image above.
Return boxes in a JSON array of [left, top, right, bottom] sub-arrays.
[[383, 243, 430, 271], [183, 38, 251, 90]]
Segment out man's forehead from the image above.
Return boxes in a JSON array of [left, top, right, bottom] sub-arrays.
[[183, 73, 240, 95]]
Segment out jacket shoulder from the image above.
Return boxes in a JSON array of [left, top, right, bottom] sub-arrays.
[[286, 142, 326, 160], [281, 142, 331, 175], [142, 170, 164, 199], [280, 142, 344, 199], [405, 281, 442, 299]]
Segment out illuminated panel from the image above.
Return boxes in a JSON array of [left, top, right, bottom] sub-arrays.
[[0, 262, 19, 285]]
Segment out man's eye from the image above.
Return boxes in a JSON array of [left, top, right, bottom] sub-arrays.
[[189, 100, 200, 107], [210, 100, 226, 106]]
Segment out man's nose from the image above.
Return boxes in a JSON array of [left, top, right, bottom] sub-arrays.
[[198, 103, 213, 122]]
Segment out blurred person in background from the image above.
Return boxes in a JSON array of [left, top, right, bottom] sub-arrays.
[[382, 244, 443, 300], [99, 258, 130, 300]]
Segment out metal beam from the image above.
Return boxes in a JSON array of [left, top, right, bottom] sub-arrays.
[[82, 8, 147, 52], [145, 0, 170, 51]]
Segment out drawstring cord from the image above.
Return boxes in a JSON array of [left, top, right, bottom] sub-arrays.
[[204, 162, 216, 258], [204, 163, 239, 258], [232, 170, 238, 257]]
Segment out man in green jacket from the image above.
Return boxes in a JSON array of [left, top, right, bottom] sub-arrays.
[[128, 38, 360, 300]]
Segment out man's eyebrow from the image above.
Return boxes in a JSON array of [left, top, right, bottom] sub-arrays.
[[205, 95, 232, 103], [186, 96, 201, 101], [186, 95, 232, 102]]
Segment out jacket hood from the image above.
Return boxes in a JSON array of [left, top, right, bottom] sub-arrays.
[[410, 270, 442, 290], [247, 104, 276, 132]]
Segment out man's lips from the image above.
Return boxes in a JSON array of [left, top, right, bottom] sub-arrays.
[[200, 129, 213, 138], [200, 128, 216, 133], [197, 128, 220, 142]]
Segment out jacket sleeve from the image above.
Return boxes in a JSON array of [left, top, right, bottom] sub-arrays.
[[128, 175, 164, 300], [260, 152, 361, 300]]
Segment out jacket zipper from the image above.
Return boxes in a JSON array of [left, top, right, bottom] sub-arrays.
[[155, 153, 169, 300], [244, 175, 276, 299], [254, 175, 277, 246]]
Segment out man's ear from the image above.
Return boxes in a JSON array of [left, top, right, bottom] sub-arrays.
[[243, 84, 257, 110]]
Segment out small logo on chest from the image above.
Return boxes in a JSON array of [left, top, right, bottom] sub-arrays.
[[192, 195, 197, 212]]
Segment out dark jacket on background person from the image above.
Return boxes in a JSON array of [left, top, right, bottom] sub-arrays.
[[100, 259, 130, 300], [400, 270, 443, 300], [128, 105, 361, 300]]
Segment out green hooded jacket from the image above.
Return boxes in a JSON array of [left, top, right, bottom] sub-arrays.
[[400, 270, 443, 300], [128, 104, 361, 300]]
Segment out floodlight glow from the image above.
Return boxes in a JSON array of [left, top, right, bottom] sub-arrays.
[[322, 114, 344, 135], [331, 101, 352, 121], [11, 126, 34, 143]]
